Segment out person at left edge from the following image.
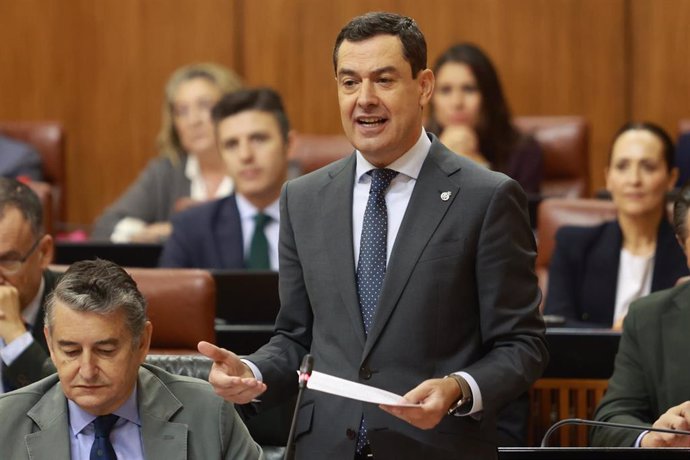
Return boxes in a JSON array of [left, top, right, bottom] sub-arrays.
[[0, 135, 43, 181], [0, 177, 58, 393], [158, 88, 291, 270], [0, 259, 263, 459]]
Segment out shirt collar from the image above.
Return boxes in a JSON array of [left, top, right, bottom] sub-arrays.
[[21, 275, 45, 328], [184, 154, 200, 180], [355, 127, 431, 182], [185, 154, 234, 199], [68, 382, 141, 437], [235, 193, 280, 223]]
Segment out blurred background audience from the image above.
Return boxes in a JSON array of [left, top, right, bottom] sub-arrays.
[[91, 63, 242, 243], [544, 122, 688, 329], [426, 43, 543, 195], [0, 135, 43, 181], [159, 88, 290, 270]]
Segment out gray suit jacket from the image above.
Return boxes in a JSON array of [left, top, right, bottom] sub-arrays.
[[591, 281, 690, 447], [0, 364, 263, 459], [91, 156, 191, 240], [248, 136, 548, 459]]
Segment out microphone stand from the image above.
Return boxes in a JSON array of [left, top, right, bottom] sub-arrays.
[[541, 417, 690, 447], [284, 354, 314, 460]]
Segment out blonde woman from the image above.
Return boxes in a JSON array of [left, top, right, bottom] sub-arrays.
[[92, 63, 242, 242]]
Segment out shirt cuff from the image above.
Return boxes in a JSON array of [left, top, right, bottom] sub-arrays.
[[454, 371, 483, 417], [0, 331, 34, 366], [241, 359, 263, 381], [111, 217, 147, 243], [634, 430, 649, 447]]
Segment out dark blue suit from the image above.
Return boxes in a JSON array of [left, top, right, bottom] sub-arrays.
[[544, 218, 689, 327], [158, 195, 245, 269], [0, 135, 43, 180]]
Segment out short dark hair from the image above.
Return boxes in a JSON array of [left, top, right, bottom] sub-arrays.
[[211, 88, 290, 141], [610, 121, 676, 172], [45, 259, 148, 345], [674, 182, 690, 243], [333, 12, 427, 78], [0, 178, 43, 236]]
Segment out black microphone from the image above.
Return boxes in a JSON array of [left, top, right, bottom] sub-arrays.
[[541, 417, 690, 447], [284, 354, 314, 460]]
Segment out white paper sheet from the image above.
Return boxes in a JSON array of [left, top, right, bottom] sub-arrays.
[[306, 370, 420, 407]]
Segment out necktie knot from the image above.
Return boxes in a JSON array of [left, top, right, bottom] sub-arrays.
[[253, 212, 271, 229], [93, 414, 119, 437], [368, 168, 398, 195], [90, 414, 119, 460]]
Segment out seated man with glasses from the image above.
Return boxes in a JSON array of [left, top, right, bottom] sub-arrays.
[[0, 177, 57, 393]]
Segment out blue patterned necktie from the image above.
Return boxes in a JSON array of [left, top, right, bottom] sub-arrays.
[[90, 414, 119, 460], [355, 168, 397, 454]]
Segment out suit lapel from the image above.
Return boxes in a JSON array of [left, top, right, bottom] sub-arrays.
[[25, 380, 72, 460], [216, 196, 245, 269], [582, 222, 621, 323], [364, 142, 462, 357], [661, 287, 690, 406], [322, 155, 367, 347], [138, 366, 188, 460], [652, 218, 685, 290]]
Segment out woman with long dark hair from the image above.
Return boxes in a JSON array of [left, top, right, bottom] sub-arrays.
[[428, 43, 543, 194]]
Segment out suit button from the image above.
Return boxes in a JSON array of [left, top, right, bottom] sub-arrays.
[[346, 428, 356, 440], [359, 366, 372, 380], [582, 313, 590, 320]]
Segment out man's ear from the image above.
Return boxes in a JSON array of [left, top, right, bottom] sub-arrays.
[[285, 129, 296, 157], [418, 68, 435, 107], [38, 234, 54, 270], [137, 321, 153, 363]]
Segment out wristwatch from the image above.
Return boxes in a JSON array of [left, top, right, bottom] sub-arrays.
[[445, 374, 473, 415]]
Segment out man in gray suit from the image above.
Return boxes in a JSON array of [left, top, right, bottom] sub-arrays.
[[199, 12, 547, 459], [0, 259, 262, 459]]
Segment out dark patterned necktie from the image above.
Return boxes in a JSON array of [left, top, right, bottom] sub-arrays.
[[355, 168, 397, 454], [246, 212, 271, 270], [90, 414, 119, 460]]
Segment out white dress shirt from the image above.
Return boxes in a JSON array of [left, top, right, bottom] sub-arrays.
[[613, 248, 654, 326]]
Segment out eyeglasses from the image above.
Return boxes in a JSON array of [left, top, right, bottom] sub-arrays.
[[0, 235, 43, 275]]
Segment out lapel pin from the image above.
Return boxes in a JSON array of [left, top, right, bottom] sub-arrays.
[[440, 191, 452, 201]]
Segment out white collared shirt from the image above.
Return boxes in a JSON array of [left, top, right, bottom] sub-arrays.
[[185, 154, 233, 200]]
